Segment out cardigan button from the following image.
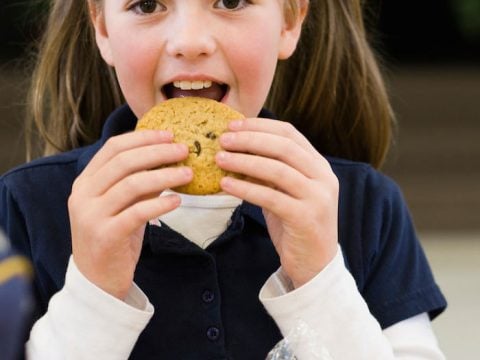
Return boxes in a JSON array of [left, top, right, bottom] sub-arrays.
[[206, 326, 220, 341], [202, 290, 215, 303]]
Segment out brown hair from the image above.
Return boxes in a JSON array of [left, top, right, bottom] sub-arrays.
[[28, 0, 393, 168], [267, 0, 394, 168], [27, 0, 122, 157]]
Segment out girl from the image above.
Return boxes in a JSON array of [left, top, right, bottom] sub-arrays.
[[1, 0, 446, 359]]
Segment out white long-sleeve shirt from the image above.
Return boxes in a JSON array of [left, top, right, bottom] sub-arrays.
[[27, 250, 445, 360], [27, 193, 446, 359]]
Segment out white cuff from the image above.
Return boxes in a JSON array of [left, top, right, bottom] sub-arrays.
[[27, 256, 154, 360], [260, 245, 394, 359]]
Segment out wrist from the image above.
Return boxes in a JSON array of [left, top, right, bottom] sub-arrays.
[[72, 255, 133, 301], [288, 245, 339, 289], [291, 271, 319, 289]]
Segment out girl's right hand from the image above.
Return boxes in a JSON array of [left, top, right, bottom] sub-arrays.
[[68, 130, 193, 300]]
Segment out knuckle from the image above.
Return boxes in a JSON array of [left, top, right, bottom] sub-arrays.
[[123, 174, 139, 192], [272, 162, 288, 180], [284, 140, 298, 156], [238, 153, 250, 168], [328, 173, 340, 194], [261, 190, 279, 209], [280, 121, 296, 135], [104, 136, 123, 153], [150, 171, 169, 189], [317, 179, 339, 204], [67, 194, 78, 211], [115, 150, 131, 167], [70, 177, 82, 194], [68, 181, 86, 210], [265, 197, 277, 211], [129, 204, 147, 225]]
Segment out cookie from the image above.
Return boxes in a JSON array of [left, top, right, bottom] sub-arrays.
[[135, 97, 245, 195]]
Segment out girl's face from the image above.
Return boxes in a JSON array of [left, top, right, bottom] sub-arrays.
[[91, 0, 305, 118]]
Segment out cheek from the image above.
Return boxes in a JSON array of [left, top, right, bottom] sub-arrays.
[[229, 30, 280, 116], [109, 36, 159, 116]]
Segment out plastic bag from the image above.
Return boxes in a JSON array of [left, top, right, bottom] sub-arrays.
[[266, 320, 333, 360]]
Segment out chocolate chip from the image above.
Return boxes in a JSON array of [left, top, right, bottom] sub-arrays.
[[193, 140, 202, 156], [205, 132, 217, 140]]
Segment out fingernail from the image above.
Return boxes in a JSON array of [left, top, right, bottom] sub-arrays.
[[168, 194, 181, 207], [216, 151, 229, 162], [158, 130, 173, 140], [176, 143, 188, 152], [182, 167, 193, 177], [229, 120, 243, 130], [220, 133, 235, 145], [220, 177, 232, 189]]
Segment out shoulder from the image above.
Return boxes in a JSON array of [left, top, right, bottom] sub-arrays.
[[2, 150, 78, 181], [0, 145, 98, 259], [326, 156, 401, 202], [328, 157, 447, 327], [327, 156, 412, 280], [2, 144, 97, 185], [0, 144, 99, 211], [327, 156, 409, 242]]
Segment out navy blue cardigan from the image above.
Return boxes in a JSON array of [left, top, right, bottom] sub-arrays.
[[0, 105, 446, 359]]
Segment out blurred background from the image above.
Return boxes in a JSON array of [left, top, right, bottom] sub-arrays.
[[1, 0, 479, 357]]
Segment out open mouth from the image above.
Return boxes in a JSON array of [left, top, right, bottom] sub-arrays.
[[162, 81, 228, 102]]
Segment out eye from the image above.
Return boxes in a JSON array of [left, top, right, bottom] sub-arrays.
[[214, 0, 250, 11], [129, 0, 165, 15]]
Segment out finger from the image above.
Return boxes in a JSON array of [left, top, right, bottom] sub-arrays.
[[113, 194, 182, 235], [216, 151, 307, 199], [219, 131, 326, 180], [82, 130, 174, 177], [83, 142, 189, 196], [228, 118, 318, 154], [220, 176, 295, 220], [103, 166, 193, 215]]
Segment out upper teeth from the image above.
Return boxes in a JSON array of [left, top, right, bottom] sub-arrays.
[[174, 80, 213, 90]]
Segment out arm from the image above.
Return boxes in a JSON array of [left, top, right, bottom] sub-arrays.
[[68, 130, 192, 300], [216, 118, 338, 288], [26, 130, 192, 357], [217, 118, 445, 359], [14, 130, 194, 359], [384, 313, 444, 359], [260, 246, 445, 359], [27, 257, 153, 360]]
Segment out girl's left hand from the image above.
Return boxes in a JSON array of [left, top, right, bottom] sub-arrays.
[[216, 118, 339, 288]]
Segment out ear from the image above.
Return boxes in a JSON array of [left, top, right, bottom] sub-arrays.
[[278, 0, 308, 60], [88, 1, 114, 66]]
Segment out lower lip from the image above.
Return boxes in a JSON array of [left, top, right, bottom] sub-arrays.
[[221, 88, 230, 103]]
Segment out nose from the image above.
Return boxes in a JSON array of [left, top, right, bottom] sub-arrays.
[[165, 8, 216, 60]]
